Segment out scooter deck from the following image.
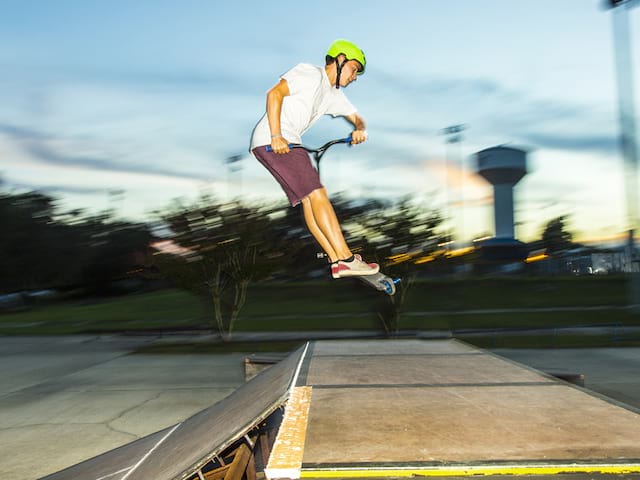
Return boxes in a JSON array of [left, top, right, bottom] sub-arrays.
[[356, 271, 400, 295]]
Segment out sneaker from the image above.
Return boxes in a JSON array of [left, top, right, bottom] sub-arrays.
[[331, 254, 379, 279]]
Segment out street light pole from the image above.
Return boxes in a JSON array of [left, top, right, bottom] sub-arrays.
[[225, 154, 244, 199], [441, 124, 468, 247], [606, 0, 640, 309]]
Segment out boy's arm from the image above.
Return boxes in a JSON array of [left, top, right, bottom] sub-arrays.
[[344, 113, 367, 144], [266, 79, 291, 154]]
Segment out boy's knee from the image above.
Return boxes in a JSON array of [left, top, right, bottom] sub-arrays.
[[307, 187, 328, 202]]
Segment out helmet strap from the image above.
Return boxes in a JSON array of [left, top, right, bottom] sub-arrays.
[[335, 58, 344, 89]]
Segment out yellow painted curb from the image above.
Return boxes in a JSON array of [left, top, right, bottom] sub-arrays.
[[301, 463, 640, 478]]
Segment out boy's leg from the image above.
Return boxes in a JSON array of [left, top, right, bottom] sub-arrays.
[[303, 188, 352, 262], [252, 147, 377, 275], [302, 188, 378, 278], [301, 195, 339, 263]]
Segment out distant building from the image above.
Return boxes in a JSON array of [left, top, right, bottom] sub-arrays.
[[526, 246, 635, 275], [592, 251, 626, 274]]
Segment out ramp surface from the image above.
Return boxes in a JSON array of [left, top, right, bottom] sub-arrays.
[[41, 344, 307, 480], [269, 339, 640, 478], [44, 339, 640, 480]]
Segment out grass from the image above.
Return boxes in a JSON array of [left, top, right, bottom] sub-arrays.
[[1, 276, 639, 350], [0, 289, 207, 335], [136, 340, 307, 355]]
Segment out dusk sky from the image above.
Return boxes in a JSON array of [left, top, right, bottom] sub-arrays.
[[1, 0, 638, 245]]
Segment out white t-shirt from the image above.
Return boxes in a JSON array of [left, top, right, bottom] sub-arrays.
[[250, 63, 357, 151]]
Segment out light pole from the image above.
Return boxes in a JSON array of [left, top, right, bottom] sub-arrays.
[[107, 188, 125, 219], [225, 154, 243, 199], [605, 0, 640, 309], [441, 124, 468, 247]]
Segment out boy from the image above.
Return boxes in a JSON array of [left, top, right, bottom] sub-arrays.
[[250, 39, 378, 279]]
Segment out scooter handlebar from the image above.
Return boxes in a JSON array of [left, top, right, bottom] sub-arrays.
[[264, 135, 353, 153]]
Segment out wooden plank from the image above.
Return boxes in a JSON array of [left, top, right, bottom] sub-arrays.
[[265, 387, 312, 480], [246, 452, 257, 480], [202, 464, 229, 480], [225, 442, 253, 480], [259, 430, 271, 467]]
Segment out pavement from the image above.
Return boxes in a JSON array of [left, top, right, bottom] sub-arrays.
[[493, 347, 640, 409], [0, 336, 246, 479], [2, 335, 640, 479]]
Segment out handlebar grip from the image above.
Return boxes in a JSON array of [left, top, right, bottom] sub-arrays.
[[344, 135, 353, 143], [265, 144, 295, 153]]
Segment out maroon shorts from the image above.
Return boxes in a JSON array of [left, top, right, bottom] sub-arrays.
[[252, 146, 323, 206]]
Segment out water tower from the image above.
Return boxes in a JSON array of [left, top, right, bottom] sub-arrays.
[[476, 146, 527, 239], [474, 146, 528, 263]]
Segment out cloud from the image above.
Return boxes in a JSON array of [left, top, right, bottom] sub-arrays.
[[365, 72, 616, 156], [99, 68, 270, 96], [0, 122, 212, 182], [518, 131, 616, 153], [5, 180, 109, 196], [0, 123, 45, 142], [24, 142, 208, 181]]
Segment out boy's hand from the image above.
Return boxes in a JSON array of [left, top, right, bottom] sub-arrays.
[[271, 135, 290, 154], [351, 129, 368, 145]]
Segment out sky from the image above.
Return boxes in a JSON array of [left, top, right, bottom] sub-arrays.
[[1, 0, 639, 245]]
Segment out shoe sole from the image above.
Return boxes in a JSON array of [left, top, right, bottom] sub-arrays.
[[332, 265, 380, 279]]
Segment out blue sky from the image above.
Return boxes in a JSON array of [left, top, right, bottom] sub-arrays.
[[0, 0, 638, 244]]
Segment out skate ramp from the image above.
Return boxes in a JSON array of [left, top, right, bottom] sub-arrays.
[[41, 339, 640, 479], [41, 343, 308, 480], [268, 339, 640, 478]]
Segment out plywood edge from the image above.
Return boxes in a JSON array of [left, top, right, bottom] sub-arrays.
[[265, 386, 313, 480]]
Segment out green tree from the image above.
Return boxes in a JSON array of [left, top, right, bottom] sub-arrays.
[[155, 195, 444, 339], [0, 190, 84, 292], [155, 198, 300, 341], [331, 195, 445, 335], [370, 197, 444, 335], [81, 218, 154, 295], [0, 183, 153, 295], [541, 216, 574, 255]]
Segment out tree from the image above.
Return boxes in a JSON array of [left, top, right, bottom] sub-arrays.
[[81, 219, 154, 295], [0, 190, 85, 292], [155, 198, 301, 341], [155, 194, 445, 340], [368, 197, 444, 335], [0, 182, 154, 295], [541, 216, 574, 255], [328, 195, 445, 335]]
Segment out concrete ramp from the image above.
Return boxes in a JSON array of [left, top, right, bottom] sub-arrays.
[[43, 339, 640, 480], [268, 339, 640, 479], [41, 343, 308, 480]]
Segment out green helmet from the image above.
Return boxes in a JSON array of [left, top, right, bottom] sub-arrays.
[[326, 39, 366, 75]]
